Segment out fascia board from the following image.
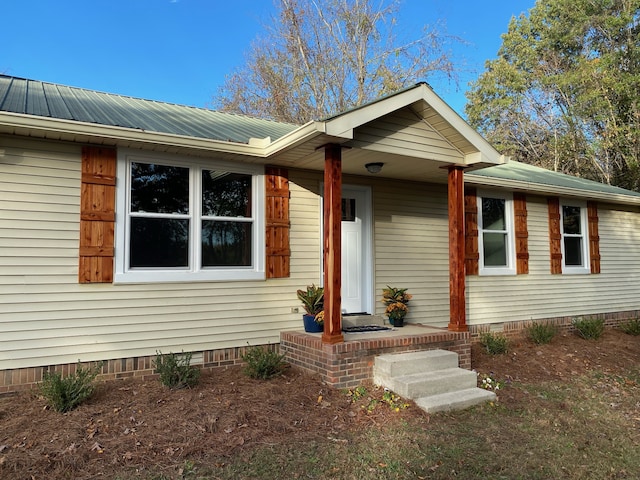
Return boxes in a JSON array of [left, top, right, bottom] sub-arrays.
[[263, 121, 327, 156], [465, 174, 640, 206], [323, 87, 426, 138], [420, 86, 505, 166], [0, 112, 266, 157]]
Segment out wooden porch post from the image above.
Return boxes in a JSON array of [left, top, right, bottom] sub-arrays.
[[322, 144, 344, 344], [448, 165, 467, 332]]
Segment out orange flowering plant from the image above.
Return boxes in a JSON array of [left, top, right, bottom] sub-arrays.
[[381, 286, 412, 325]]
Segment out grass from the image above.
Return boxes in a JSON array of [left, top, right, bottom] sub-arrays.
[[113, 368, 640, 480]]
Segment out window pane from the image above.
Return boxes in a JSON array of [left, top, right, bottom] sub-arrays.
[[483, 232, 507, 267], [562, 206, 581, 235], [564, 237, 583, 266], [342, 198, 356, 222], [201, 221, 252, 267], [482, 198, 505, 230], [130, 163, 189, 214], [130, 218, 189, 268], [202, 171, 251, 217]]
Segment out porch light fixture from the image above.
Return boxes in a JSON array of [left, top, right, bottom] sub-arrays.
[[365, 162, 384, 174]]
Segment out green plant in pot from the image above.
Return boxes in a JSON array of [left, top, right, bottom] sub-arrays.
[[297, 284, 324, 333], [381, 286, 412, 327]]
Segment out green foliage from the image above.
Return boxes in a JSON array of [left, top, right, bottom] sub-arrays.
[[296, 284, 324, 315], [526, 321, 558, 345], [241, 345, 286, 379], [619, 319, 640, 336], [572, 317, 605, 340], [479, 332, 509, 355], [465, 0, 640, 191], [154, 351, 201, 389], [39, 361, 103, 412]]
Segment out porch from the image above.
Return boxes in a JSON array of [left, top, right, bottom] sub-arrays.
[[280, 324, 470, 389]]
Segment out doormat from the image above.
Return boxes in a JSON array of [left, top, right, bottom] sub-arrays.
[[342, 325, 393, 333]]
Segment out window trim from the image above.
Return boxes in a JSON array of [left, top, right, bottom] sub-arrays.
[[477, 190, 516, 276], [560, 200, 590, 275], [115, 149, 265, 283]]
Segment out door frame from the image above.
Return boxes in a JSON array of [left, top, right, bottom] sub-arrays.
[[320, 183, 374, 314]]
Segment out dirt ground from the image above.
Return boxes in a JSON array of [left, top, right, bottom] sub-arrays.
[[0, 328, 638, 479]]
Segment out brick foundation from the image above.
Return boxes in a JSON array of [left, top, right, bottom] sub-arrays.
[[2, 309, 637, 394], [467, 309, 640, 341], [280, 328, 470, 389], [0, 344, 277, 395]]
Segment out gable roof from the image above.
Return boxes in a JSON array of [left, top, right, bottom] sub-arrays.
[[0, 75, 298, 144], [1, 74, 638, 204], [320, 82, 504, 167]]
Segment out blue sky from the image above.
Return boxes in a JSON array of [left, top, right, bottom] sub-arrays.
[[3, 0, 533, 117]]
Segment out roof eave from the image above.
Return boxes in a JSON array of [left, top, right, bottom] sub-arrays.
[[0, 112, 267, 157], [466, 174, 640, 206]]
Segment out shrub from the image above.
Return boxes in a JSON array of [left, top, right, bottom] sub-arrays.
[[154, 351, 201, 389], [572, 317, 605, 340], [526, 322, 558, 345], [479, 332, 508, 355], [242, 345, 286, 379], [39, 361, 104, 412], [619, 319, 640, 336]]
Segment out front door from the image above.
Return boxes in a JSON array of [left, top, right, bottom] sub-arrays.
[[340, 186, 372, 314]]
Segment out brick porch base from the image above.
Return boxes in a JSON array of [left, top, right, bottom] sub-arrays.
[[280, 326, 470, 389]]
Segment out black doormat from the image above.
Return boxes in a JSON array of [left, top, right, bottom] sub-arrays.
[[342, 325, 392, 333]]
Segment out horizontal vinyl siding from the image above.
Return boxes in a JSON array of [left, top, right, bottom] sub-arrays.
[[0, 136, 324, 370], [352, 108, 464, 163], [467, 195, 640, 324], [373, 179, 450, 327]]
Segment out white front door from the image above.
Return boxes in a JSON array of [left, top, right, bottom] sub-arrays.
[[340, 186, 372, 314]]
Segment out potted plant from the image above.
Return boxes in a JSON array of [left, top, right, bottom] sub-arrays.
[[296, 284, 324, 333], [381, 286, 412, 327]]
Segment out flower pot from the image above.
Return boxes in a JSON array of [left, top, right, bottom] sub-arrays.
[[303, 314, 323, 333], [389, 316, 404, 327]]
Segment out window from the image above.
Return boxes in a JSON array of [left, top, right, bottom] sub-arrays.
[[477, 192, 515, 275], [560, 202, 590, 274], [115, 151, 264, 283]]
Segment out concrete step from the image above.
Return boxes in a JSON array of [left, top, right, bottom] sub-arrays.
[[342, 314, 385, 327], [373, 349, 495, 413], [373, 349, 459, 381], [415, 388, 497, 413], [388, 367, 478, 399]]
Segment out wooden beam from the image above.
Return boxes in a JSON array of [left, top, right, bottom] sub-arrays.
[[322, 144, 344, 344], [448, 165, 467, 332]]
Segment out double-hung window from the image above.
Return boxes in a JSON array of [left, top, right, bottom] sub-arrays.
[[560, 202, 590, 274], [115, 151, 264, 283], [477, 191, 516, 275]]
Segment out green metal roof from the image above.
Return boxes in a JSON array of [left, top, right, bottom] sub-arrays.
[[0, 75, 299, 144], [468, 160, 640, 199]]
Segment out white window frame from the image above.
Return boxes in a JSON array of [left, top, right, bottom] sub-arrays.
[[560, 200, 590, 275], [115, 149, 265, 283], [477, 190, 516, 276]]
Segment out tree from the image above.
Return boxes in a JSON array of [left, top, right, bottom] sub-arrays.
[[465, 0, 640, 190], [213, 0, 461, 124]]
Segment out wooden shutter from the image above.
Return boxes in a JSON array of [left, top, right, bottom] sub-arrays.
[[464, 188, 479, 275], [513, 193, 529, 274], [548, 197, 562, 274], [587, 201, 601, 274], [265, 166, 290, 278], [79, 146, 116, 283]]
